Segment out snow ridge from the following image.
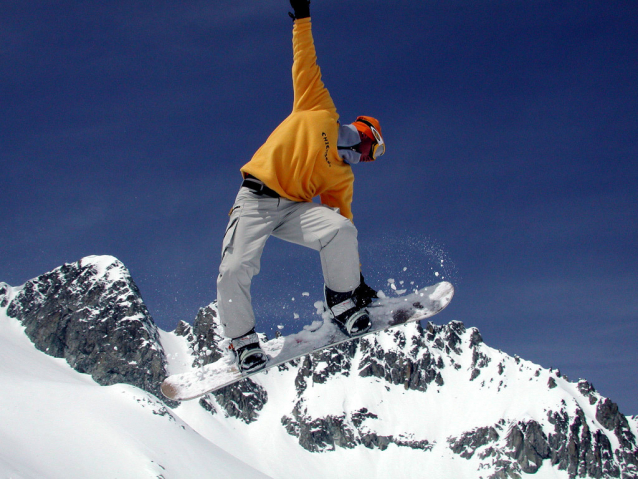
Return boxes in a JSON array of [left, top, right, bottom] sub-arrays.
[[173, 302, 638, 479], [2, 255, 637, 479], [4, 255, 170, 402]]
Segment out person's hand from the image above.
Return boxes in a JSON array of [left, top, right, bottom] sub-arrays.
[[289, 0, 310, 20]]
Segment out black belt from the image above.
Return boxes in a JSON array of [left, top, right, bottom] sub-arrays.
[[241, 174, 280, 198]]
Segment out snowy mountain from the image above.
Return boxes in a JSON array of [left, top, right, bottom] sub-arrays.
[[1, 255, 637, 479]]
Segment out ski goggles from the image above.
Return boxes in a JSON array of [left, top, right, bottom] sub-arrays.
[[356, 118, 385, 159]]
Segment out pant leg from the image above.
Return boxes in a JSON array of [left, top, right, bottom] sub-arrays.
[[217, 188, 280, 339], [272, 200, 360, 293]]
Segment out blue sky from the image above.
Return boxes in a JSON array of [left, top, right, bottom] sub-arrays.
[[2, 1, 637, 414]]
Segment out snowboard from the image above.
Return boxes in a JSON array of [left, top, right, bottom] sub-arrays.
[[161, 280, 454, 401]]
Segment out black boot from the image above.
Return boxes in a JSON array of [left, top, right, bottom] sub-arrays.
[[354, 273, 378, 308], [324, 285, 372, 337], [231, 329, 268, 373]]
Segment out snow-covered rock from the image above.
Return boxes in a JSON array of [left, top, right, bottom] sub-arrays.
[[180, 304, 638, 478], [2, 255, 637, 478], [0, 301, 269, 478], [5, 255, 170, 402]]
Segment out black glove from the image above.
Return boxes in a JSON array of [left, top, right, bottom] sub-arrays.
[[289, 0, 310, 20]]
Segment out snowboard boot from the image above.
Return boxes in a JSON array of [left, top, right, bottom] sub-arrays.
[[230, 329, 267, 373], [324, 285, 372, 337], [354, 273, 378, 308]]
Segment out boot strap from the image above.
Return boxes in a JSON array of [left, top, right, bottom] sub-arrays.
[[329, 298, 356, 317], [231, 331, 259, 350], [238, 345, 265, 364], [343, 309, 369, 336]]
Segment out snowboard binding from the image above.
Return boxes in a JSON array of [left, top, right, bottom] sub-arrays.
[[230, 330, 268, 373], [324, 278, 376, 337]]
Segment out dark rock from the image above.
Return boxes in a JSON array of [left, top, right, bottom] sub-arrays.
[[5, 256, 170, 403], [282, 402, 432, 453], [596, 398, 638, 460], [358, 328, 442, 392], [310, 341, 356, 385], [597, 398, 627, 434], [199, 396, 217, 415], [190, 303, 224, 368], [295, 355, 313, 394], [577, 379, 596, 397], [444, 321, 465, 354], [448, 407, 638, 479], [426, 320, 465, 354], [469, 327, 483, 346], [448, 426, 500, 459], [171, 301, 268, 423], [471, 347, 491, 369], [548, 406, 625, 478], [506, 421, 550, 474], [448, 320, 467, 336], [212, 379, 268, 424], [281, 402, 357, 452], [0, 282, 9, 308], [173, 320, 193, 340]]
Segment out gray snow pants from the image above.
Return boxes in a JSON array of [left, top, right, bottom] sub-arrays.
[[217, 186, 361, 339]]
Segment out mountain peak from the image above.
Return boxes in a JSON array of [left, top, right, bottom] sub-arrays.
[[2, 255, 637, 478], [5, 255, 170, 402], [171, 298, 637, 477]]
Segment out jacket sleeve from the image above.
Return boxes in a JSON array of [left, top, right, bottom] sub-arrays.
[[291, 18, 338, 116]]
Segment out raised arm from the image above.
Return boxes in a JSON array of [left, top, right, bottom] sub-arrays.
[[289, 2, 337, 115]]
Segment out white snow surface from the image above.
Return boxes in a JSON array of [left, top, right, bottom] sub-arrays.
[[2, 272, 636, 478], [0, 300, 268, 479], [157, 317, 584, 479]]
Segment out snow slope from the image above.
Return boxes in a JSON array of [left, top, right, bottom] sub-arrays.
[[155, 298, 638, 479], [164, 323, 576, 479], [0, 298, 269, 479], [2, 262, 637, 479]]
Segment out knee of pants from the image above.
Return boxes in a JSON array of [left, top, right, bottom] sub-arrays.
[[322, 217, 358, 249], [217, 255, 257, 291], [340, 219, 358, 239]]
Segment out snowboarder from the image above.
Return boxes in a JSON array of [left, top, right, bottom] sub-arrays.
[[217, 0, 386, 374]]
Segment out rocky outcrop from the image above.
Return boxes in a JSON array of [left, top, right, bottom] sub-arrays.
[[174, 302, 268, 424], [448, 424, 503, 460], [448, 420, 551, 477], [275, 318, 638, 477], [5, 256, 169, 402], [358, 325, 445, 391], [595, 398, 638, 475], [4, 257, 637, 478], [446, 396, 638, 478], [282, 403, 433, 453], [293, 340, 357, 395], [188, 304, 225, 368], [0, 282, 10, 308], [282, 321, 476, 453]]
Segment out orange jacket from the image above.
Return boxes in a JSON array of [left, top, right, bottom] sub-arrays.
[[240, 18, 355, 220]]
